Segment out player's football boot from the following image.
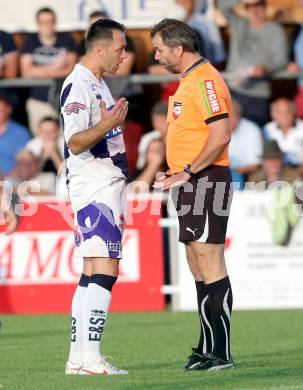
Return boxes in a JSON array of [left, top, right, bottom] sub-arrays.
[[187, 352, 235, 371], [79, 356, 128, 375], [65, 361, 81, 375]]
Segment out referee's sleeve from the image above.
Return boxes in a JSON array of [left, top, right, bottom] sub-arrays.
[[60, 82, 91, 143], [193, 74, 229, 125]]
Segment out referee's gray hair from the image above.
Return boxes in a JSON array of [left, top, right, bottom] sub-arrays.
[[151, 18, 199, 53]]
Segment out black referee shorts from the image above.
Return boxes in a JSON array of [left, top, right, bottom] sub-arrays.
[[172, 165, 233, 244]]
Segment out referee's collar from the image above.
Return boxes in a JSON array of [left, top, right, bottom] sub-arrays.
[[182, 57, 208, 78]]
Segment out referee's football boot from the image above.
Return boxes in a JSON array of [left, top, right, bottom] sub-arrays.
[[186, 352, 235, 371], [184, 348, 208, 370]]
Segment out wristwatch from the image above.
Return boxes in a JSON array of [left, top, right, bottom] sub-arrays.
[[184, 164, 195, 178]]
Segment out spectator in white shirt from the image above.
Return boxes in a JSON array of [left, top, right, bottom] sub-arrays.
[[229, 99, 263, 188], [263, 98, 303, 173]]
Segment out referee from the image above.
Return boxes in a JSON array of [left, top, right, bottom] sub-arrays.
[[152, 19, 234, 371]]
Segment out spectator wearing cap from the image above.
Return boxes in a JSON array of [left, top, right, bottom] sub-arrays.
[[248, 140, 301, 246], [248, 140, 300, 185], [20, 7, 78, 135], [0, 95, 30, 176], [263, 98, 303, 174], [229, 99, 263, 189], [217, 0, 288, 127]]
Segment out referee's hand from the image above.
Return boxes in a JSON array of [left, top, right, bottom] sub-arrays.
[[100, 98, 128, 129], [153, 171, 191, 190]]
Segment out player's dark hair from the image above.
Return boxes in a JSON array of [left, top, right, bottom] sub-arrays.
[[38, 116, 60, 127], [36, 7, 56, 22], [86, 19, 126, 51], [151, 18, 199, 53]]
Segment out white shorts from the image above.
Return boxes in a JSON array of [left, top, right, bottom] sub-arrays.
[[73, 179, 126, 259]]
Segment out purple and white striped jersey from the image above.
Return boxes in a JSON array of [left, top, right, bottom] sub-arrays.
[[60, 63, 128, 211]]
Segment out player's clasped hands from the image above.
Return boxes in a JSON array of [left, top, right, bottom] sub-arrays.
[[100, 97, 128, 129]]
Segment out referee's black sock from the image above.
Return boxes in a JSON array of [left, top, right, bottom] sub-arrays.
[[195, 281, 213, 354], [204, 276, 233, 361]]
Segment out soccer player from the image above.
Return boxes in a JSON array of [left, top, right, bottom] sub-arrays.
[[152, 19, 234, 371], [61, 19, 129, 375]]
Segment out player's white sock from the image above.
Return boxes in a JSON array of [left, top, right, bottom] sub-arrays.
[[82, 274, 117, 368], [67, 274, 90, 366]]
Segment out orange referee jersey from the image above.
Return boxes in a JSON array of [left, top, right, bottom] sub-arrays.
[[166, 58, 231, 173]]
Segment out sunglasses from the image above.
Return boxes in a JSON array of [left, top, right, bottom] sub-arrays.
[[244, 0, 265, 8]]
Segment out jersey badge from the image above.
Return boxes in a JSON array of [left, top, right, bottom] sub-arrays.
[[64, 102, 86, 115], [173, 102, 182, 119]]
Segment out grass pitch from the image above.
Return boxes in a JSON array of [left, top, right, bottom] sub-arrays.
[[0, 310, 303, 390]]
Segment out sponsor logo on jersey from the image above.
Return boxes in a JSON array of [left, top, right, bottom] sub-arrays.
[[173, 102, 182, 119], [200, 80, 221, 115], [74, 231, 82, 247], [64, 102, 86, 115], [106, 126, 123, 139], [90, 83, 98, 91], [106, 240, 122, 253]]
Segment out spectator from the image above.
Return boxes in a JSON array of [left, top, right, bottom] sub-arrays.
[[0, 31, 21, 121], [194, 0, 214, 14], [248, 140, 300, 185], [137, 101, 168, 170], [176, 0, 226, 64], [25, 116, 63, 174], [263, 98, 303, 174], [248, 140, 301, 245], [0, 31, 18, 79], [218, 0, 288, 126], [0, 94, 30, 176], [287, 0, 303, 118], [20, 7, 78, 135], [229, 99, 263, 188], [128, 138, 167, 193], [6, 150, 56, 196]]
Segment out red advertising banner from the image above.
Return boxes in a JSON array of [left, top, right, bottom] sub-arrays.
[[0, 198, 165, 313]]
